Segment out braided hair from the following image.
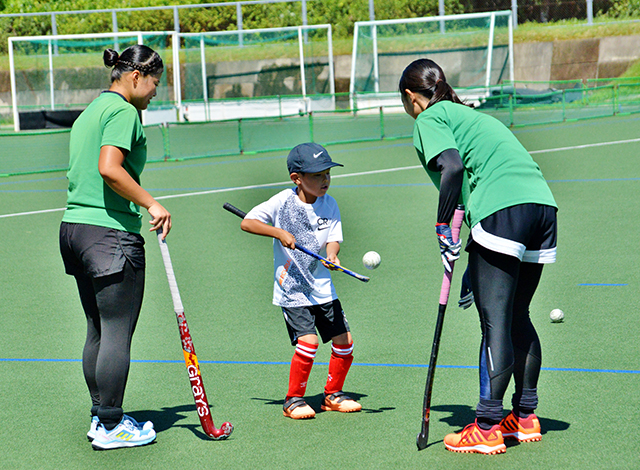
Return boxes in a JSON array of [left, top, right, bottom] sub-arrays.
[[103, 45, 164, 83], [399, 58, 471, 109]]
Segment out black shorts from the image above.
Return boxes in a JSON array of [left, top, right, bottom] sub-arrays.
[[282, 299, 350, 345], [60, 222, 145, 278], [468, 204, 557, 263]]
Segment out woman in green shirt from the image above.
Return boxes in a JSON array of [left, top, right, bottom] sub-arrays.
[[59, 45, 170, 450], [400, 58, 557, 455]]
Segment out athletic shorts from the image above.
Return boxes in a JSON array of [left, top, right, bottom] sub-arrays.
[[281, 299, 350, 345], [468, 204, 557, 263], [60, 222, 145, 278]]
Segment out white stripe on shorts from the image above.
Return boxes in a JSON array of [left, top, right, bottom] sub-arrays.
[[472, 222, 556, 264]]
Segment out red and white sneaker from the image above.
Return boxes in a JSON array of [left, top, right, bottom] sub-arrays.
[[499, 411, 542, 442], [444, 420, 506, 455]]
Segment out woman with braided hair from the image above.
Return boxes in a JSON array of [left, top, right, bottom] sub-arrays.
[[59, 45, 170, 450], [399, 58, 557, 455]]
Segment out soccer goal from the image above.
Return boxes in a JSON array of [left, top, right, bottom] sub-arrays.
[[350, 11, 514, 113], [8, 31, 179, 131], [178, 24, 335, 122]]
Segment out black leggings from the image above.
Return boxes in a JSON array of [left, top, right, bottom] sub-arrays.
[[73, 261, 145, 428], [469, 243, 543, 422]]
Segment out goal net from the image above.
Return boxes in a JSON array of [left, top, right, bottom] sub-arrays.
[[178, 24, 335, 122], [8, 31, 178, 131], [350, 11, 514, 112]]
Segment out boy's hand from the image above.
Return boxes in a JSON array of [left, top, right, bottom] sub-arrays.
[[277, 229, 296, 250], [323, 254, 341, 270]]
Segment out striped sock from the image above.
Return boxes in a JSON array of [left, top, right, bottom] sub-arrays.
[[324, 342, 354, 395], [286, 340, 317, 398]]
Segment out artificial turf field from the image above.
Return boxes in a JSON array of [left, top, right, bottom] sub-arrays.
[[1, 114, 639, 469]]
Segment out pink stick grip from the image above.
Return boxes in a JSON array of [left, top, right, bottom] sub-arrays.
[[438, 207, 465, 305]]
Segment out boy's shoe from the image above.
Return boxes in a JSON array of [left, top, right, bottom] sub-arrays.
[[321, 391, 362, 413], [87, 416, 99, 441], [91, 416, 156, 450], [499, 411, 542, 442], [444, 420, 506, 455], [283, 396, 316, 419]]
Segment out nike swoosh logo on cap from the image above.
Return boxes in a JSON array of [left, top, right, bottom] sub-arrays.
[[313, 152, 323, 158]]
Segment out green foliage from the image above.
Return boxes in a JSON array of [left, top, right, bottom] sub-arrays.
[[606, 0, 640, 17]]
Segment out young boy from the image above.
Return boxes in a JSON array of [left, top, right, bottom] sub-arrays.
[[240, 142, 361, 419]]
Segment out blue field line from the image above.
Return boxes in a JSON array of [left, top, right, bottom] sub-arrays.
[[1, 357, 638, 374], [578, 283, 627, 286]]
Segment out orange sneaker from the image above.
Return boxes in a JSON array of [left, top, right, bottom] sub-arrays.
[[499, 411, 542, 442], [283, 397, 315, 419], [321, 391, 362, 413], [444, 421, 506, 455]]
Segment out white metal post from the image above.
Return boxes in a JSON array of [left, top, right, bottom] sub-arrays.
[[298, 27, 307, 98], [112, 10, 118, 50], [237, 3, 243, 47], [439, 0, 445, 33], [48, 39, 55, 110], [327, 25, 336, 99], [372, 24, 379, 93], [173, 6, 180, 33], [349, 23, 359, 111], [51, 13, 58, 55], [9, 38, 20, 131], [485, 13, 495, 88], [508, 12, 514, 82], [200, 35, 210, 121], [172, 33, 183, 121]]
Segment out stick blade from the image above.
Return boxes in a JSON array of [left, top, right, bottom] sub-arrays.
[[416, 432, 428, 451], [205, 421, 234, 440]]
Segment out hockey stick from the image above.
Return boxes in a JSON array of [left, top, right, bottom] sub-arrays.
[[416, 204, 465, 451], [223, 202, 370, 283], [157, 230, 233, 440]]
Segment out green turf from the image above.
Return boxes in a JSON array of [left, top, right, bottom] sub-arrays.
[[0, 115, 639, 469]]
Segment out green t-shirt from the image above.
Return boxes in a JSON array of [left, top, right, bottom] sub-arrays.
[[413, 100, 557, 227], [62, 92, 147, 233]]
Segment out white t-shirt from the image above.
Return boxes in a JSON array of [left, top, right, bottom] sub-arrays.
[[245, 187, 343, 307]]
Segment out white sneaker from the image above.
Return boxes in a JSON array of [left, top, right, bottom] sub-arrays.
[[91, 416, 156, 450], [122, 414, 154, 432], [87, 416, 99, 441]]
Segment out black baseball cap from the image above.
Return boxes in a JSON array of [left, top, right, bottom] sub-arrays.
[[287, 143, 343, 174]]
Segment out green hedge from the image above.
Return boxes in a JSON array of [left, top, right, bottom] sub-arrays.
[[0, 0, 464, 53]]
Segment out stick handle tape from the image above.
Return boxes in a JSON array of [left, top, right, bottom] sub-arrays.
[[157, 229, 184, 313]]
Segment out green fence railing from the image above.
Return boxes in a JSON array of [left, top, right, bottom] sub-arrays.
[[2, 80, 640, 177]]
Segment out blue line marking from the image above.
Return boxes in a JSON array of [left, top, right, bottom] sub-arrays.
[[1, 358, 637, 374], [578, 283, 628, 286]]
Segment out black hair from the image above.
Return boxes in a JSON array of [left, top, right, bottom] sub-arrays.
[[399, 58, 471, 109], [103, 45, 164, 83]]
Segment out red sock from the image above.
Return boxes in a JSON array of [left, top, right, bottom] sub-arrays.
[[286, 340, 317, 398], [324, 342, 354, 395]]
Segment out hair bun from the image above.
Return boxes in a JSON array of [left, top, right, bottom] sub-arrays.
[[103, 49, 119, 68]]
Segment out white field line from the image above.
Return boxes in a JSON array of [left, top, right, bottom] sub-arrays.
[[2, 137, 639, 220]]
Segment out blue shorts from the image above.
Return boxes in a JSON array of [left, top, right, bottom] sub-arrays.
[[469, 204, 557, 263], [281, 299, 350, 345]]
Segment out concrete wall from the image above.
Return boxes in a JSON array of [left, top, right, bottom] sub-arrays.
[[513, 34, 640, 83], [333, 34, 640, 89]]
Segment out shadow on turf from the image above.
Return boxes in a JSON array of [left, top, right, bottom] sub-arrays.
[[126, 405, 229, 441], [252, 391, 394, 414], [423, 404, 570, 449]]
